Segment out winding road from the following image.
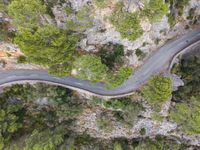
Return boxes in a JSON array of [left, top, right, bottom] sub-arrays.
[[0, 29, 200, 97]]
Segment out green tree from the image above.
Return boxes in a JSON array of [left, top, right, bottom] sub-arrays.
[[14, 25, 79, 76], [8, 0, 46, 28], [107, 66, 133, 89], [0, 98, 23, 149], [66, 6, 94, 32], [172, 51, 200, 101], [73, 54, 108, 82], [114, 142, 123, 150], [99, 44, 124, 69], [110, 2, 143, 41], [24, 127, 65, 150], [142, 76, 172, 106], [170, 97, 200, 135], [143, 0, 168, 22]]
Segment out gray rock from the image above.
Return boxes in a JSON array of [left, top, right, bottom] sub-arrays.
[[170, 74, 184, 91], [68, 0, 92, 11], [52, 5, 68, 29]]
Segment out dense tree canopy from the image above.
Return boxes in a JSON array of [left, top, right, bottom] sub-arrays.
[[170, 97, 200, 135], [73, 54, 108, 82], [99, 44, 124, 69], [8, 0, 46, 28], [24, 128, 65, 150], [0, 98, 23, 149], [172, 50, 200, 101], [142, 75, 172, 107], [170, 50, 200, 135], [15, 26, 79, 76], [0, 83, 84, 149]]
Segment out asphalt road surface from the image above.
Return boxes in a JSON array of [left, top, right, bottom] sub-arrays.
[[1, 29, 200, 96]]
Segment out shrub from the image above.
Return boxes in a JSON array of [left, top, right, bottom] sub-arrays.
[[140, 128, 146, 136], [169, 97, 200, 135], [143, 0, 168, 22], [67, 6, 94, 32], [73, 54, 108, 82], [99, 43, 124, 69], [134, 137, 185, 150], [97, 115, 113, 131], [17, 55, 27, 63], [14, 25, 79, 77], [24, 127, 66, 150], [0, 22, 10, 42], [8, 0, 46, 28], [172, 51, 200, 101], [110, 2, 143, 41], [94, 0, 109, 8], [103, 97, 144, 126], [114, 142, 123, 150], [107, 66, 133, 89], [142, 75, 172, 106], [135, 49, 147, 60]]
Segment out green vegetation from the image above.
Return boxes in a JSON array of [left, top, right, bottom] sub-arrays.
[[92, 97, 144, 126], [173, 0, 189, 16], [139, 128, 146, 136], [0, 97, 23, 148], [0, 22, 9, 41], [114, 142, 123, 150], [142, 76, 172, 103], [0, 1, 8, 13], [143, 0, 168, 22], [17, 55, 27, 63], [15, 26, 79, 76], [107, 66, 133, 89], [97, 115, 113, 131], [135, 49, 147, 61], [134, 136, 186, 150], [172, 51, 200, 101], [67, 6, 94, 32], [24, 127, 65, 150], [167, 14, 177, 27], [99, 43, 124, 69], [6, 0, 132, 87], [8, 0, 46, 28], [0, 83, 194, 149], [94, 0, 109, 8], [142, 75, 172, 110], [170, 97, 200, 135], [152, 113, 164, 122], [0, 83, 84, 149], [167, 0, 189, 27], [170, 50, 200, 135], [110, 2, 143, 41], [73, 53, 133, 88], [110, 0, 168, 41], [73, 54, 108, 82]]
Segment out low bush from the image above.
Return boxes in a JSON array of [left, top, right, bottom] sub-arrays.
[[110, 2, 143, 41], [73, 54, 108, 82], [143, 0, 168, 22], [107, 66, 133, 89], [142, 75, 172, 104], [8, 0, 46, 28], [170, 96, 200, 135], [94, 0, 109, 8]]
